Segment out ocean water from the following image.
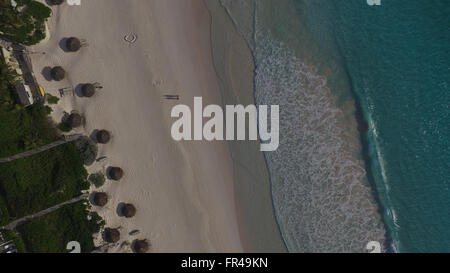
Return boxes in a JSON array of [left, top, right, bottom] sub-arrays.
[[317, 0, 450, 252], [220, 0, 450, 252]]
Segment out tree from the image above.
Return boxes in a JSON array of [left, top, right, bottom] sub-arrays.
[[74, 136, 98, 166]]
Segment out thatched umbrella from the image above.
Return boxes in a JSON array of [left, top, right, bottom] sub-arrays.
[[104, 228, 120, 243], [109, 167, 124, 181], [66, 37, 81, 52], [51, 66, 65, 81], [97, 130, 111, 144], [122, 203, 136, 218], [66, 113, 82, 128], [133, 239, 149, 253], [51, 0, 64, 5], [81, 83, 95, 97], [93, 192, 108, 207]]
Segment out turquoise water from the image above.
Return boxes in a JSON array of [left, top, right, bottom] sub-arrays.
[[303, 0, 450, 252], [220, 0, 449, 252]]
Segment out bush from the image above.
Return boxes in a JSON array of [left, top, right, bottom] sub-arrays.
[[0, 51, 105, 254], [57, 122, 72, 132], [0, 0, 52, 45], [1, 230, 27, 253], [25, 1, 52, 21], [0, 75, 59, 156], [0, 61, 59, 157], [44, 105, 52, 114], [89, 172, 105, 188], [46, 94, 59, 104], [74, 136, 98, 166], [18, 201, 105, 253], [0, 143, 89, 221], [0, 196, 10, 226]]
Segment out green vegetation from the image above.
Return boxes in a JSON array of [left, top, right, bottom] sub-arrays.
[[0, 60, 59, 158], [46, 93, 59, 104], [17, 201, 105, 253], [0, 143, 89, 223], [74, 136, 98, 166], [0, 58, 106, 252], [0, 193, 11, 226], [89, 172, 105, 188], [0, 59, 91, 227], [57, 122, 72, 132], [1, 229, 27, 253], [0, 0, 52, 45], [44, 105, 52, 114]]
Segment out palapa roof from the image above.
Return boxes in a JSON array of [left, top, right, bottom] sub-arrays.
[[66, 37, 81, 52], [133, 239, 149, 253], [93, 192, 108, 207], [97, 130, 111, 144], [104, 228, 120, 243], [51, 66, 65, 81], [66, 113, 82, 128], [109, 167, 124, 181], [81, 83, 95, 97], [122, 203, 136, 218]]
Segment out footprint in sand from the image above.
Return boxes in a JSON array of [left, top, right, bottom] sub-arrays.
[[152, 78, 166, 87]]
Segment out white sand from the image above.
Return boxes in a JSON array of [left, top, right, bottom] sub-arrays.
[[30, 0, 243, 252]]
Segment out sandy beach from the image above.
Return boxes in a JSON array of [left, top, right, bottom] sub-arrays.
[[28, 0, 285, 252]]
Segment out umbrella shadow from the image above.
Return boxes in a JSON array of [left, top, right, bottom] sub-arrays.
[[90, 129, 99, 144], [88, 192, 98, 206], [105, 166, 114, 180], [116, 202, 125, 217], [42, 66, 53, 81], [61, 111, 70, 124], [74, 83, 85, 98], [59, 37, 71, 53], [101, 229, 109, 242], [131, 240, 139, 253], [45, 0, 59, 6]]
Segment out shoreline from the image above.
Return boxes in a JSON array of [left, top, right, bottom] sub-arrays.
[[220, 0, 388, 252], [205, 0, 287, 252]]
